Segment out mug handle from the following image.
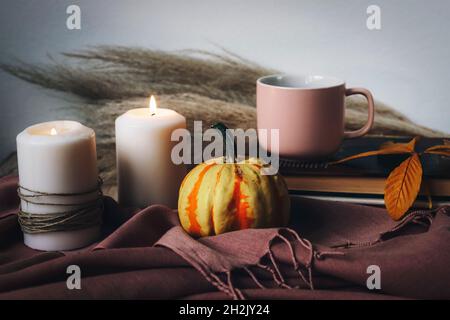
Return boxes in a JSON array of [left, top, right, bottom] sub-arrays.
[[344, 88, 375, 138]]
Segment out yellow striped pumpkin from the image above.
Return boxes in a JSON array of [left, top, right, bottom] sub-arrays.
[[178, 157, 290, 237]]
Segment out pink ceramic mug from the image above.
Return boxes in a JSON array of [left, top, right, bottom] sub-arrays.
[[257, 74, 375, 159]]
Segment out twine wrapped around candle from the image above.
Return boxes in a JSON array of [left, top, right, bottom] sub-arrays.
[[17, 178, 103, 234]]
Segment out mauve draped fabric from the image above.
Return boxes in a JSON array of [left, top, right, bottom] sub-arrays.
[[0, 175, 449, 299]]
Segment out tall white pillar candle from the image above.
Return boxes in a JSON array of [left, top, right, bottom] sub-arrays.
[[16, 120, 101, 251], [115, 96, 187, 208]]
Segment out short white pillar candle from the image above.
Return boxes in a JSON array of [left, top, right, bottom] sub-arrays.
[[115, 96, 187, 208], [16, 120, 101, 251]]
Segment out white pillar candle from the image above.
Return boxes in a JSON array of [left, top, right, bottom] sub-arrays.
[[115, 96, 187, 208], [16, 120, 101, 251]]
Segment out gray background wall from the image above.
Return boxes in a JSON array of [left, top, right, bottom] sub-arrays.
[[1, 0, 449, 160]]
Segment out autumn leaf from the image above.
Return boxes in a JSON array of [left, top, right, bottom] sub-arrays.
[[384, 153, 423, 220], [424, 139, 450, 158], [424, 144, 450, 155], [330, 137, 418, 165], [326, 136, 449, 220]]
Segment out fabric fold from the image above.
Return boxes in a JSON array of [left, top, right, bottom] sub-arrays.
[[1, 175, 449, 299]]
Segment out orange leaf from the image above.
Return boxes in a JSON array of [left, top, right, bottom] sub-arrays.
[[384, 153, 423, 220], [330, 137, 417, 165], [424, 144, 450, 153]]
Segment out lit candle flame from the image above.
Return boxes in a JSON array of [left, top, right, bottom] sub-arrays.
[[149, 95, 157, 115], [50, 128, 57, 136]]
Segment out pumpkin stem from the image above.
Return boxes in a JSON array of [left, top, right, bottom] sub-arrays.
[[211, 122, 236, 163]]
